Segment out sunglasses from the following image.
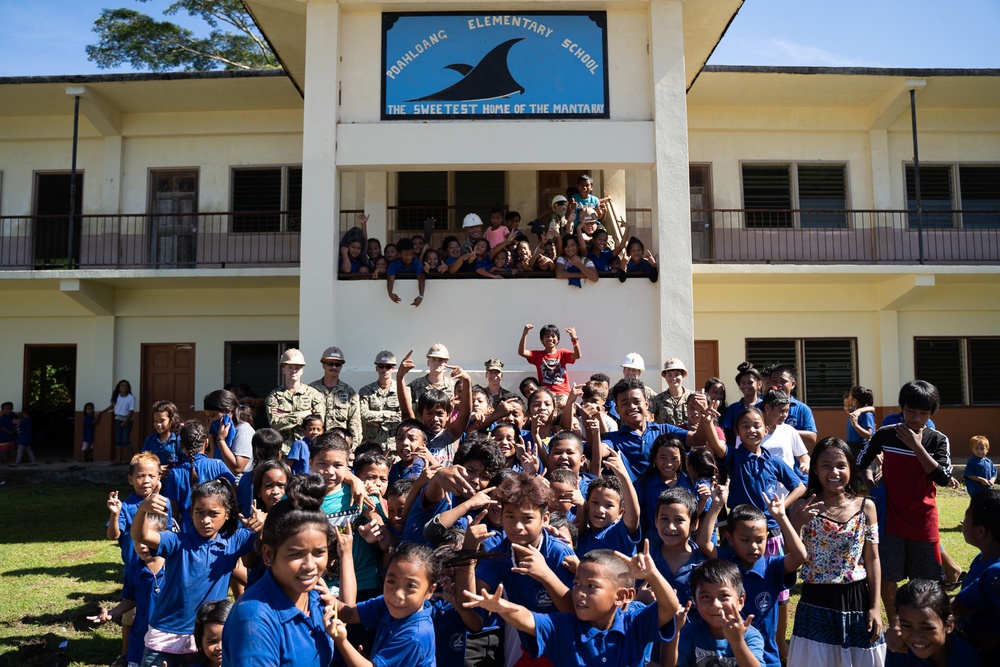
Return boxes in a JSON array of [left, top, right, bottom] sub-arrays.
[[376, 364, 395, 370], [323, 361, 343, 368]]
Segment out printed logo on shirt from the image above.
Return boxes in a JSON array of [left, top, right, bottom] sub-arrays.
[[450, 632, 466, 652], [755, 591, 772, 614], [540, 358, 565, 387], [693, 648, 738, 666], [535, 589, 553, 609]]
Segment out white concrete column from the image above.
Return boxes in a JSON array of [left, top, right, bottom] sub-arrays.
[[102, 135, 123, 214], [364, 171, 388, 242], [876, 310, 900, 406], [869, 129, 891, 211], [604, 169, 626, 213], [649, 0, 694, 378], [298, 0, 341, 360]]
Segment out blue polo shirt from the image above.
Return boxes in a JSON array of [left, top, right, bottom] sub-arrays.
[[785, 396, 816, 434], [721, 550, 794, 667], [720, 398, 763, 432], [601, 422, 689, 482], [111, 492, 174, 566], [402, 488, 469, 546], [576, 518, 640, 558], [524, 601, 675, 667], [846, 411, 876, 446], [386, 257, 424, 276], [142, 432, 182, 468], [649, 537, 706, 607], [637, 472, 694, 534], [209, 414, 236, 457], [885, 634, 981, 666], [16, 415, 31, 446], [222, 569, 333, 667], [678, 614, 765, 666], [149, 526, 255, 635], [286, 438, 311, 475], [236, 470, 255, 515], [964, 456, 997, 497], [163, 453, 236, 533], [357, 597, 436, 667], [388, 457, 424, 486], [121, 558, 164, 664], [430, 598, 481, 665], [723, 445, 802, 531], [478, 532, 575, 613], [955, 553, 1000, 646]]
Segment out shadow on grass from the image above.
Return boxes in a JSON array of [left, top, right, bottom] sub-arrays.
[[0, 630, 118, 667], [20, 594, 127, 632], [5, 561, 123, 585], [0, 484, 132, 545]]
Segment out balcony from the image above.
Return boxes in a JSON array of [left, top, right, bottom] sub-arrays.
[[691, 209, 1000, 264], [0, 212, 300, 270]]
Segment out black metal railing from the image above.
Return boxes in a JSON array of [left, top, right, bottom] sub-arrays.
[[691, 209, 1000, 264], [0, 212, 300, 270]]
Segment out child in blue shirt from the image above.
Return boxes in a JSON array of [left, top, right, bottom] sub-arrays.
[[666, 559, 766, 667], [329, 542, 438, 667], [638, 435, 694, 534], [163, 422, 236, 533], [890, 578, 983, 667], [387, 419, 427, 485], [953, 487, 1000, 655], [286, 414, 322, 476], [845, 385, 877, 459], [142, 400, 182, 469], [386, 238, 426, 307], [964, 435, 996, 497], [89, 512, 170, 667], [465, 543, 681, 667], [237, 427, 283, 516], [82, 401, 102, 462], [651, 488, 707, 609], [575, 448, 641, 557], [13, 409, 36, 465], [106, 452, 174, 566], [696, 494, 808, 667], [192, 600, 230, 667]]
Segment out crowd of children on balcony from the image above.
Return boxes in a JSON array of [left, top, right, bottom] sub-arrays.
[[338, 175, 658, 304], [81, 338, 996, 667]]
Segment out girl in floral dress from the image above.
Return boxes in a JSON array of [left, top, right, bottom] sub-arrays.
[[789, 437, 886, 666]]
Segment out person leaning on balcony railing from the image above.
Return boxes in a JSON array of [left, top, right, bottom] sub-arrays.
[[555, 234, 598, 288], [266, 349, 326, 448], [339, 212, 374, 275], [386, 238, 426, 306], [617, 237, 658, 283]]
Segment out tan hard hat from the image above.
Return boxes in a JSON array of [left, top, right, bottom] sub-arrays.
[[279, 348, 306, 366]]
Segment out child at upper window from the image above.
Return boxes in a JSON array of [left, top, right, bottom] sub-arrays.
[[460, 213, 485, 254], [618, 237, 658, 282], [964, 435, 996, 497], [556, 234, 598, 287], [518, 323, 581, 396], [340, 213, 373, 275], [483, 207, 510, 250], [449, 238, 494, 278], [386, 238, 426, 307], [571, 174, 611, 228]]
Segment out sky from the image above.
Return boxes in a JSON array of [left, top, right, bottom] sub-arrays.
[[0, 0, 998, 77]]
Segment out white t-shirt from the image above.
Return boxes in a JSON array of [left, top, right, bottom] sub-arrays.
[[231, 422, 255, 484], [114, 394, 136, 419]]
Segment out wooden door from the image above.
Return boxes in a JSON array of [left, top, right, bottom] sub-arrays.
[[693, 340, 719, 390], [149, 170, 198, 267], [141, 343, 197, 433]]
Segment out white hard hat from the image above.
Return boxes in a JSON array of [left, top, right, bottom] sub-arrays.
[[620, 352, 645, 371], [463, 213, 483, 228]]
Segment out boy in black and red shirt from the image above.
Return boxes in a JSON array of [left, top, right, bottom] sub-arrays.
[[517, 323, 580, 396], [858, 380, 959, 633]]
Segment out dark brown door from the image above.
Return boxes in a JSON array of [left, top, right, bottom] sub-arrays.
[[149, 170, 198, 267], [693, 340, 719, 391], [141, 343, 197, 433]]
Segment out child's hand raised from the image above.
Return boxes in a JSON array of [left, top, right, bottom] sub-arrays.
[[614, 539, 657, 581], [522, 323, 534, 334], [511, 543, 555, 581], [139, 480, 168, 515], [238, 499, 266, 533], [107, 491, 122, 515], [721, 604, 754, 644], [464, 509, 497, 549], [334, 521, 354, 555], [398, 350, 415, 377], [463, 584, 510, 614], [356, 212, 369, 225], [446, 364, 469, 381], [86, 608, 113, 624], [790, 494, 824, 531], [565, 326, 577, 340], [674, 601, 692, 633], [602, 447, 628, 480], [762, 491, 787, 520], [710, 479, 729, 507]]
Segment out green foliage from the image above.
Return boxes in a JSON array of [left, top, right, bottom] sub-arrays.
[[86, 0, 279, 72], [28, 364, 74, 410]]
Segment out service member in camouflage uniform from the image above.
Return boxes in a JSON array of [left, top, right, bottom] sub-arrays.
[[266, 348, 326, 446], [483, 357, 517, 408], [650, 357, 693, 426], [406, 343, 456, 406], [309, 346, 362, 444], [358, 350, 402, 451]]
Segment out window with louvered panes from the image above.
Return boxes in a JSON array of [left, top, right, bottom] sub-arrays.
[[746, 338, 857, 407]]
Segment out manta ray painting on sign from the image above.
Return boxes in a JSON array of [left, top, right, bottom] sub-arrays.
[[382, 11, 609, 120]]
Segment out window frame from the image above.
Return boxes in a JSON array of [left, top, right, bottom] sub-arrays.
[[224, 340, 300, 397], [392, 170, 507, 232], [739, 160, 851, 229], [744, 336, 859, 408], [903, 161, 1000, 229], [913, 335, 1000, 406], [229, 164, 302, 233]]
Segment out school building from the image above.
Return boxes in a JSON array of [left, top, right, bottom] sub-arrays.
[[0, 0, 997, 460]]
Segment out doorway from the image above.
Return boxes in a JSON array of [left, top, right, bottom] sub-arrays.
[[149, 170, 198, 267], [690, 165, 713, 261], [141, 343, 197, 434], [23, 345, 77, 457], [693, 340, 719, 391], [33, 172, 83, 268]]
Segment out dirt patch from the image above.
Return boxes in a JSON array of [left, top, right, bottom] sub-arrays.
[[54, 550, 100, 562]]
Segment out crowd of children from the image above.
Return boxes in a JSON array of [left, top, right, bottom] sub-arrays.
[[337, 175, 658, 305], [84, 334, 998, 667]]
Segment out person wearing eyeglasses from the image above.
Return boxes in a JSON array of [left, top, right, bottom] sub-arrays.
[[309, 346, 362, 444], [359, 351, 402, 451]]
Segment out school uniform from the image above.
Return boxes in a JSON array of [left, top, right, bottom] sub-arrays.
[[356, 597, 436, 667], [719, 398, 764, 434], [163, 453, 236, 534], [964, 454, 996, 497], [721, 550, 795, 667], [401, 488, 469, 546], [637, 472, 694, 534], [955, 553, 1000, 651], [677, 614, 766, 666], [523, 601, 675, 667], [142, 432, 183, 468], [121, 558, 165, 666], [429, 597, 479, 666], [236, 471, 255, 516], [148, 527, 256, 636], [388, 457, 424, 486], [575, 519, 640, 558], [601, 422, 689, 482], [722, 445, 802, 532], [222, 569, 333, 667], [884, 634, 982, 666], [286, 438, 311, 475], [111, 493, 174, 566], [785, 396, 817, 434], [477, 533, 575, 614], [648, 537, 706, 607], [208, 414, 235, 458]]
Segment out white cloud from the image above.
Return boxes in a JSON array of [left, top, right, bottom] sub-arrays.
[[719, 37, 878, 68]]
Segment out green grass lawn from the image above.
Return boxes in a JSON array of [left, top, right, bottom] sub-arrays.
[[0, 480, 981, 666]]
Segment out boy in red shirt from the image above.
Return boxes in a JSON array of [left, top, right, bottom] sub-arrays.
[[517, 323, 580, 395]]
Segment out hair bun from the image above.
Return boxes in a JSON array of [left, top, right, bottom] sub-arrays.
[[736, 361, 755, 374], [284, 473, 325, 512]]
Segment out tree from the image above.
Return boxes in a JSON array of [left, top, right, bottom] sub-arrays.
[[86, 0, 279, 72]]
